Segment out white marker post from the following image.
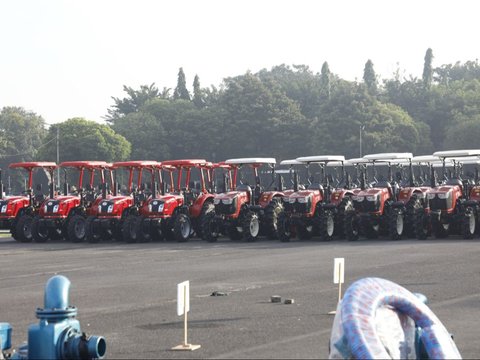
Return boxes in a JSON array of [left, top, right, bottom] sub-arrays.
[[172, 281, 201, 351], [328, 258, 345, 315]]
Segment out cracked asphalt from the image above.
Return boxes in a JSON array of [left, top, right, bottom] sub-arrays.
[[0, 235, 478, 358]]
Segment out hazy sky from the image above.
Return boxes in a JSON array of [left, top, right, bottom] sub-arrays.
[[0, 0, 478, 124]]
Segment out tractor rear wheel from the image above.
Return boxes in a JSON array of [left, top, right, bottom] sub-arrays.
[[15, 215, 33, 243], [67, 215, 86, 242], [242, 211, 260, 242], [201, 212, 220, 242], [32, 216, 49, 243], [86, 216, 102, 243], [138, 217, 155, 242], [297, 220, 314, 240], [388, 207, 404, 240], [318, 210, 335, 241], [173, 213, 191, 242], [344, 211, 359, 241], [461, 207, 476, 239], [227, 223, 242, 241], [277, 213, 292, 242], [122, 215, 141, 243], [264, 198, 283, 239]]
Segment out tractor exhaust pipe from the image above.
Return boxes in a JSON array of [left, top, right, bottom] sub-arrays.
[[409, 160, 415, 187], [113, 171, 118, 196], [360, 169, 366, 190], [277, 173, 284, 192], [430, 165, 437, 188], [101, 182, 107, 199], [222, 174, 229, 193], [152, 181, 158, 198], [475, 168, 479, 185]]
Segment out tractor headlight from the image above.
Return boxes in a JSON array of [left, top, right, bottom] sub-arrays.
[[52, 205, 59, 213], [157, 203, 164, 212], [352, 196, 364, 202], [214, 198, 221, 205], [148, 204, 152, 212], [1, 205, 7, 213], [366, 195, 377, 202], [222, 198, 233, 205], [44, 204, 48, 212], [427, 193, 436, 200], [107, 205, 113, 213], [437, 193, 449, 199], [297, 196, 309, 203], [288, 197, 296, 203]]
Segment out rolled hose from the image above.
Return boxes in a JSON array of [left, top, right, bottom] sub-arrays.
[[341, 277, 461, 359]]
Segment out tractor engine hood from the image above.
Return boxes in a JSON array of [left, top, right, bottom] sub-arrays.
[[214, 191, 243, 202], [146, 194, 183, 214], [352, 188, 388, 201]]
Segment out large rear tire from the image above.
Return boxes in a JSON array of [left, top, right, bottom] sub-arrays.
[[15, 215, 33, 243], [195, 201, 215, 238], [67, 214, 86, 242], [138, 217, 155, 242], [361, 215, 379, 239], [173, 213, 191, 242], [32, 216, 49, 243]]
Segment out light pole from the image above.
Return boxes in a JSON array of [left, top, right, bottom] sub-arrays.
[[359, 125, 365, 157]]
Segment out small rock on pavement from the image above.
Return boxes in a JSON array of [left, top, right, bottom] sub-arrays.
[[271, 295, 282, 303], [211, 291, 228, 296]]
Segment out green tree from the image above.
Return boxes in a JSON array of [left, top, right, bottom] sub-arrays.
[[173, 67, 191, 101], [320, 61, 331, 99], [0, 107, 46, 164], [38, 118, 131, 162], [423, 48, 434, 89], [192, 74, 205, 108], [363, 59, 378, 96], [106, 83, 159, 122]]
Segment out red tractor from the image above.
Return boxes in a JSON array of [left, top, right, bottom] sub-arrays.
[[85, 160, 160, 243], [31, 161, 112, 243], [423, 150, 480, 239], [344, 153, 413, 240], [387, 155, 440, 240], [127, 159, 216, 242], [201, 158, 285, 242], [277, 155, 354, 242], [3, 162, 57, 242]]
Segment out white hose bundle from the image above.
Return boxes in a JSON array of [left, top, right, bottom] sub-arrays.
[[330, 277, 461, 359]]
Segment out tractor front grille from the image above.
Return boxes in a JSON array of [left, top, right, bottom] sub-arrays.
[[429, 196, 453, 211], [283, 201, 311, 214], [44, 200, 59, 213], [99, 200, 114, 214], [215, 198, 237, 215], [353, 199, 379, 213]]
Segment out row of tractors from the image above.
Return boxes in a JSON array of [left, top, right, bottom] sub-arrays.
[[2, 150, 480, 244]]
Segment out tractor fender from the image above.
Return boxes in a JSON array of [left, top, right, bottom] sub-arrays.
[[190, 193, 215, 218], [339, 277, 461, 359]]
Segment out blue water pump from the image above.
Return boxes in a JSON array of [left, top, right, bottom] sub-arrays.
[[2, 275, 106, 360]]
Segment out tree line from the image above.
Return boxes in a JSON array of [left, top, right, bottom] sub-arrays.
[[1, 48, 480, 189]]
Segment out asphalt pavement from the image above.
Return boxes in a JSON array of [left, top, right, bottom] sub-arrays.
[[0, 236, 479, 358]]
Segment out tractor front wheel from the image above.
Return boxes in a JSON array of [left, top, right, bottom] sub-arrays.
[[277, 213, 292, 242], [67, 215, 86, 242], [15, 215, 33, 243], [173, 213, 192, 242], [32, 216, 49, 243], [86, 216, 102, 243], [388, 207, 404, 240], [318, 210, 335, 241], [344, 211, 359, 241], [264, 198, 283, 239], [461, 207, 476, 239], [242, 211, 260, 242], [201, 212, 220, 242], [122, 215, 141, 243]]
